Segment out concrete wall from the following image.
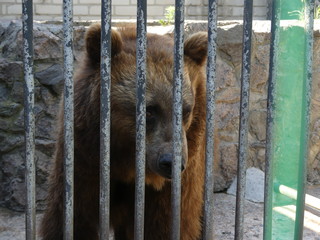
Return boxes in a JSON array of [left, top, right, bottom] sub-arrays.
[[0, 0, 269, 21]]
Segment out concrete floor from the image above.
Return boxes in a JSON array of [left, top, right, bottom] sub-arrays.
[[0, 191, 319, 240]]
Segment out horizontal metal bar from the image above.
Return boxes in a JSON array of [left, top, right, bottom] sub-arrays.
[[276, 184, 320, 211]]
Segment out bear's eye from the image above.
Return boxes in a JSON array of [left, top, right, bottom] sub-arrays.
[[146, 106, 157, 129], [183, 106, 192, 121]]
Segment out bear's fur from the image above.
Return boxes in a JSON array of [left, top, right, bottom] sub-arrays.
[[40, 23, 208, 240]]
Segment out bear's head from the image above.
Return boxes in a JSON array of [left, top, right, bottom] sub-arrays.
[[85, 24, 207, 190]]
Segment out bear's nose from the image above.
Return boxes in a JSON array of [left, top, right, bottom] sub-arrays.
[[158, 153, 185, 179], [159, 153, 173, 172]]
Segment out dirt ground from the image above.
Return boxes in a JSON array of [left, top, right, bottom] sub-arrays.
[[1, 189, 319, 240]]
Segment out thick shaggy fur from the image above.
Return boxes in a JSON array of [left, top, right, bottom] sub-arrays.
[[40, 23, 208, 240]]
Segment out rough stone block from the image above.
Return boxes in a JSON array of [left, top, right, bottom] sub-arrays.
[[249, 110, 267, 141], [227, 167, 265, 203], [34, 64, 64, 95]]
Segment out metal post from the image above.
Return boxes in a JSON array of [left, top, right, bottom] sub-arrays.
[[134, 1, 147, 240], [63, 0, 74, 239], [100, 0, 112, 239], [203, 0, 218, 239], [172, 0, 185, 239], [22, 0, 36, 239], [263, 0, 315, 239], [234, 1, 253, 240]]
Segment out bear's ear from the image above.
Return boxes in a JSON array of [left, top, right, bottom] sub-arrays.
[[184, 32, 208, 65], [85, 23, 123, 65]]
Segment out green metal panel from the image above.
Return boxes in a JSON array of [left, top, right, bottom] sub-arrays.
[[264, 0, 314, 240]]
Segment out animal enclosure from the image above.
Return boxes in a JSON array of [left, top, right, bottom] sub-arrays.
[[20, 0, 317, 239]]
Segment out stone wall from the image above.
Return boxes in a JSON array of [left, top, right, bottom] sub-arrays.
[[0, 20, 319, 211], [0, 0, 269, 21]]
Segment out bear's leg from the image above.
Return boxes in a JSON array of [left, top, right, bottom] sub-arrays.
[[73, 171, 100, 240], [40, 172, 64, 240], [112, 210, 134, 240], [114, 228, 130, 240], [73, 216, 99, 240], [110, 181, 135, 240], [40, 178, 100, 240], [40, 165, 100, 239], [113, 220, 135, 240]]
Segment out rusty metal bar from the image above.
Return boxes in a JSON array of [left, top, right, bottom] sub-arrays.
[[22, 0, 36, 239], [134, 1, 147, 240], [63, 0, 74, 239], [234, 1, 253, 239], [172, 0, 185, 239], [100, 0, 112, 239], [203, 0, 218, 239]]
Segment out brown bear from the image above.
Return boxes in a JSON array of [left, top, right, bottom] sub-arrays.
[[40, 23, 208, 240]]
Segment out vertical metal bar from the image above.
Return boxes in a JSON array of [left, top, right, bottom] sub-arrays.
[[100, 0, 112, 239], [234, 1, 253, 239], [134, 1, 147, 240], [63, 0, 74, 239], [22, 1, 36, 239], [203, 0, 218, 240], [294, 0, 314, 239], [263, 0, 276, 238], [172, 0, 184, 239]]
